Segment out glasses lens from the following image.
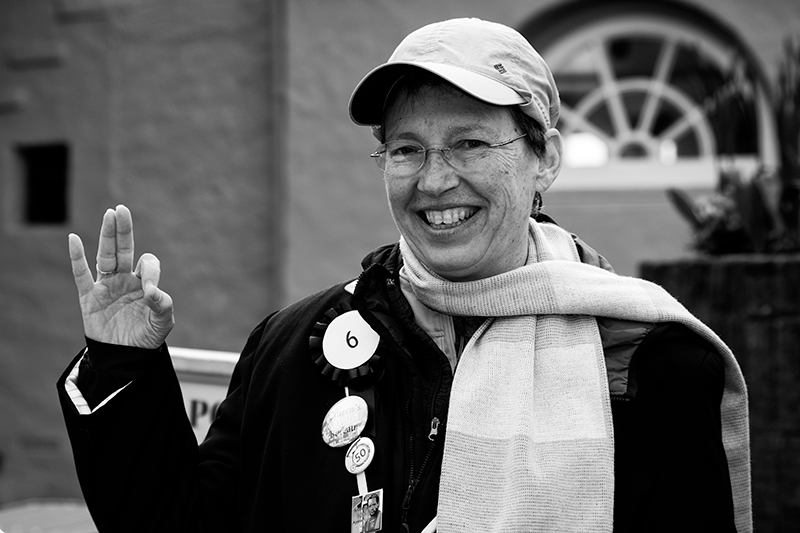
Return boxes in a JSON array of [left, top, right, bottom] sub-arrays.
[[374, 136, 521, 175], [379, 141, 425, 176], [449, 140, 491, 168]]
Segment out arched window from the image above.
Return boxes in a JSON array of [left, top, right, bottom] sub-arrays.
[[523, 1, 778, 191]]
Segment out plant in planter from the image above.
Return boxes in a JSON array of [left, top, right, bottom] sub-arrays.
[[649, 38, 800, 533], [667, 37, 800, 255], [776, 36, 800, 246]]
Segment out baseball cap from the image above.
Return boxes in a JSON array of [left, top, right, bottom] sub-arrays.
[[348, 18, 560, 130]]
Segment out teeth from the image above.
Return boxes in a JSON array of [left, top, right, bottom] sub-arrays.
[[424, 207, 476, 227]]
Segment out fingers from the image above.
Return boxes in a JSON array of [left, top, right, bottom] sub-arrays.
[[95, 205, 135, 274], [115, 205, 135, 273], [96, 208, 117, 274], [135, 252, 161, 291], [68, 233, 94, 294], [136, 253, 174, 321]]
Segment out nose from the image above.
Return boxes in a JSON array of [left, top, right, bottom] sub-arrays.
[[416, 150, 459, 196]]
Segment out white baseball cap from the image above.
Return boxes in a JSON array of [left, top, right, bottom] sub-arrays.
[[349, 18, 560, 130]]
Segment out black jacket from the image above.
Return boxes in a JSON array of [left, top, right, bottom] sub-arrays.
[[57, 241, 736, 532]]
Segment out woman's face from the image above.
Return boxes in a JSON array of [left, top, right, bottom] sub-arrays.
[[383, 84, 548, 281]]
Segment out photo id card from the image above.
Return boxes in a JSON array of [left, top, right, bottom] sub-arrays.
[[350, 488, 383, 533]]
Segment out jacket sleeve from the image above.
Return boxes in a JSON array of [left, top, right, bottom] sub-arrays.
[[56, 318, 269, 533], [611, 323, 736, 532]]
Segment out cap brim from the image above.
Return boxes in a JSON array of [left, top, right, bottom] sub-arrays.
[[349, 62, 526, 126]]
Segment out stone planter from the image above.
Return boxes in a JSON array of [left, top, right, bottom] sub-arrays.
[[640, 254, 800, 532]]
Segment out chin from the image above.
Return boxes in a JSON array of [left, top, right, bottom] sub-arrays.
[[420, 255, 482, 281], [405, 233, 490, 280]]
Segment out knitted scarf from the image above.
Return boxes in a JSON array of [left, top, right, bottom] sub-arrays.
[[399, 220, 751, 533]]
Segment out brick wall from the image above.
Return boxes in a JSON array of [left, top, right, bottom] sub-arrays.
[[641, 255, 800, 532]]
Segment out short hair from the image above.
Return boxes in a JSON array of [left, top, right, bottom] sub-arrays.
[[378, 70, 547, 158]]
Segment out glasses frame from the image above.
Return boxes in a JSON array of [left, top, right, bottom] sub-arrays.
[[370, 133, 528, 175]]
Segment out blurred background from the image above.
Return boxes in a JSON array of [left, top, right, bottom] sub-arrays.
[[0, 0, 798, 531]]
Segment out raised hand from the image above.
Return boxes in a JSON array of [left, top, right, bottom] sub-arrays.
[[69, 205, 174, 349]]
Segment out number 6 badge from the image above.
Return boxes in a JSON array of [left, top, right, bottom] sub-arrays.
[[310, 305, 382, 386], [323, 311, 380, 370]]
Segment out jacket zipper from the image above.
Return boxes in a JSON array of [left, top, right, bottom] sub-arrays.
[[386, 275, 449, 530], [401, 416, 442, 528], [402, 392, 416, 526]]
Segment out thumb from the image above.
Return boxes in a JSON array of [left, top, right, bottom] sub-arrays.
[[144, 280, 174, 318]]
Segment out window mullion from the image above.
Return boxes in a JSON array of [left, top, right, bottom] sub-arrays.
[[560, 105, 617, 148], [638, 39, 678, 133], [591, 40, 630, 138]]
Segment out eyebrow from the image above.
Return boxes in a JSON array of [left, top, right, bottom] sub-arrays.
[[447, 123, 494, 137], [386, 122, 499, 142]]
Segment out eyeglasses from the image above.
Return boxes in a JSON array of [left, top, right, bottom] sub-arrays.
[[370, 133, 527, 177]]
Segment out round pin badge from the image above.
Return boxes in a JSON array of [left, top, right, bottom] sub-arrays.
[[321, 395, 369, 448], [322, 311, 380, 370], [344, 436, 375, 475]]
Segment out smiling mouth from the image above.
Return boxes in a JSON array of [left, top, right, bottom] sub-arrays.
[[420, 207, 478, 229]]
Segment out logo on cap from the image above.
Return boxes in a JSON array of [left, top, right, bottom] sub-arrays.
[[493, 63, 507, 74]]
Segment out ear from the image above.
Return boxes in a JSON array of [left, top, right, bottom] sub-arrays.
[[535, 128, 563, 193]]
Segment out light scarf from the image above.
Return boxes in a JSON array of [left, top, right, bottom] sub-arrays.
[[399, 219, 751, 533]]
